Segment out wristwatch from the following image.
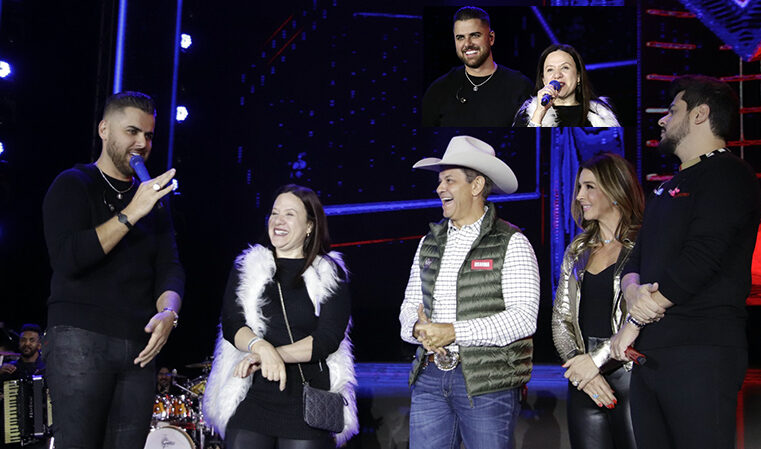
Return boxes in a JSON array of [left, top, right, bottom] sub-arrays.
[[117, 212, 133, 230]]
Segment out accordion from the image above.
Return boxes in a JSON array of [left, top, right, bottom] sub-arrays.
[[3, 375, 52, 445]]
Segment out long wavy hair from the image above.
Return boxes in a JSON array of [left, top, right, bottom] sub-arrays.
[[569, 153, 644, 257], [535, 44, 601, 126], [267, 184, 334, 275]]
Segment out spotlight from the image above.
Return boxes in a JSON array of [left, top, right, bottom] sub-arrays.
[[0, 142, 4, 156], [180, 34, 192, 50], [176, 106, 188, 122], [0, 61, 11, 79]]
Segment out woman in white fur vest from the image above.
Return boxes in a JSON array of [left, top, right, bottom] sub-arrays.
[[513, 43, 621, 127], [203, 184, 357, 448]]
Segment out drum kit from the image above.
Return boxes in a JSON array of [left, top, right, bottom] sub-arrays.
[[145, 359, 222, 449]]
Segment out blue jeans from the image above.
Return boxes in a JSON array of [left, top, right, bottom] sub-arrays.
[[409, 363, 521, 449], [43, 326, 155, 449]]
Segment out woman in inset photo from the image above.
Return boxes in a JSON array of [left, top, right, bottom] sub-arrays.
[[514, 44, 620, 127]]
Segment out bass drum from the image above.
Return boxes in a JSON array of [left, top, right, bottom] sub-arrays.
[[144, 425, 196, 449]]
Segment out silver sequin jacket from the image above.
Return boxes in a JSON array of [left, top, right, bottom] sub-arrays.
[[551, 241, 633, 371]]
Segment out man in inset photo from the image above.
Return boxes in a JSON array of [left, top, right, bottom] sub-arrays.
[[422, 6, 533, 127]]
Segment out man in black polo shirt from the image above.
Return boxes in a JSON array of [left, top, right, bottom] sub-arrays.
[[610, 75, 761, 449], [422, 6, 533, 127], [42, 91, 185, 449], [0, 324, 45, 380]]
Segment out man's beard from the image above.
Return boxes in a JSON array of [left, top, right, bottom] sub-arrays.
[[459, 46, 491, 69], [20, 345, 36, 358], [657, 118, 689, 155], [106, 140, 135, 178], [657, 135, 678, 155]]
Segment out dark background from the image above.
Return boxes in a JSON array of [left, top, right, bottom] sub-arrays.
[[423, 6, 638, 126], [1, 0, 759, 377]]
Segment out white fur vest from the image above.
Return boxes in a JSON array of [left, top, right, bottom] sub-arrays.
[[202, 245, 358, 446], [514, 97, 621, 127]]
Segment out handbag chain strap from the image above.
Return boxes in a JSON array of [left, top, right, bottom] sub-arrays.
[[276, 281, 307, 385]]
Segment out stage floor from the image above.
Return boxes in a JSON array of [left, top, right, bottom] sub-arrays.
[[353, 363, 761, 449]]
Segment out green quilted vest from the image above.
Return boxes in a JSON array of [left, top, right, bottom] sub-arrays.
[[408, 204, 534, 397]]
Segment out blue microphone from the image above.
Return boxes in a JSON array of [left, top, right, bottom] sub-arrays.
[[129, 154, 151, 183], [540, 80, 563, 106], [129, 153, 165, 209]]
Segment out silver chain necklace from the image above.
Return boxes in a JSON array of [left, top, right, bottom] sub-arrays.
[[464, 67, 496, 92], [96, 165, 134, 200]]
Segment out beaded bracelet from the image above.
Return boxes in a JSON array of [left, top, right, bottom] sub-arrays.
[[626, 314, 646, 329]]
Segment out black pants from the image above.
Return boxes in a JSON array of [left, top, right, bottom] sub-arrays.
[[44, 326, 155, 449], [567, 366, 637, 449], [226, 428, 333, 449], [630, 345, 746, 449]]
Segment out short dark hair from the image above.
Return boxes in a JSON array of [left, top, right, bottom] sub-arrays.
[[20, 324, 42, 338], [462, 167, 494, 200], [453, 6, 490, 29], [668, 75, 739, 141], [103, 91, 156, 119]]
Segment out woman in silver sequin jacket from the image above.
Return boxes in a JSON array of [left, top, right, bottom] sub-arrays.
[[551, 153, 644, 449]]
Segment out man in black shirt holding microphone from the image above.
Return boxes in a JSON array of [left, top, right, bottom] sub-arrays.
[[42, 91, 185, 448], [610, 75, 761, 449]]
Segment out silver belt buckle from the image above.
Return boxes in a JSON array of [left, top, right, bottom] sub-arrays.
[[434, 349, 460, 371]]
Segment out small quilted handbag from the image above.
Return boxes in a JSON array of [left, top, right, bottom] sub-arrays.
[[277, 282, 346, 433]]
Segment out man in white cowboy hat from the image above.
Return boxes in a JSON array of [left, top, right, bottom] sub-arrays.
[[399, 135, 540, 449]]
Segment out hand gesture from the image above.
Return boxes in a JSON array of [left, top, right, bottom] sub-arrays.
[[0, 363, 16, 375], [562, 353, 599, 391], [610, 322, 641, 361], [250, 339, 287, 391], [123, 168, 177, 222], [624, 282, 665, 323], [536, 82, 560, 110], [134, 309, 176, 367], [414, 304, 454, 356], [234, 352, 262, 378], [582, 374, 617, 408]]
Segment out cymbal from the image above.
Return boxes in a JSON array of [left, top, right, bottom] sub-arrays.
[[0, 351, 20, 357], [185, 361, 212, 369]]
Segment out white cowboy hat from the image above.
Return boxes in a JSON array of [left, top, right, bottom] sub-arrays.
[[412, 135, 518, 194]]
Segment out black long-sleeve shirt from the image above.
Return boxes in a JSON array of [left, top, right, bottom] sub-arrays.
[[42, 163, 185, 342], [422, 65, 533, 127], [624, 151, 761, 350]]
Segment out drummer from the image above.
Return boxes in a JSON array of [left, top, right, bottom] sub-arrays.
[[156, 366, 183, 396]]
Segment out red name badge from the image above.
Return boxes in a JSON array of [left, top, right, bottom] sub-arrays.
[[471, 259, 493, 270]]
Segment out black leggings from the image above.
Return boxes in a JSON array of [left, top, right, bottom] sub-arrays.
[[566, 367, 637, 449], [225, 428, 333, 449]]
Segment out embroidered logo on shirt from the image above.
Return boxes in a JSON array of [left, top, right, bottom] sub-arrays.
[[471, 259, 493, 270]]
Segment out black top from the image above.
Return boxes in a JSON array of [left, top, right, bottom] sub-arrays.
[[554, 104, 592, 127], [422, 65, 533, 127], [579, 264, 615, 340], [42, 164, 185, 342], [624, 151, 761, 350], [0, 357, 46, 381], [222, 257, 351, 439]]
